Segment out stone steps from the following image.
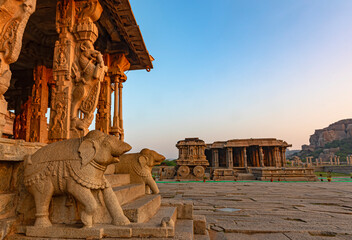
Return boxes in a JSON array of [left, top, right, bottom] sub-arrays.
[[127, 206, 177, 238], [24, 207, 177, 239], [105, 174, 130, 187], [194, 231, 210, 240], [113, 183, 145, 205], [174, 219, 194, 240], [122, 194, 161, 223]]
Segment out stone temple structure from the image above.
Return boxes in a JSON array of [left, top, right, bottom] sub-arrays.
[[0, 0, 209, 239], [176, 138, 209, 179], [206, 138, 291, 169], [205, 138, 318, 181], [175, 138, 317, 181]]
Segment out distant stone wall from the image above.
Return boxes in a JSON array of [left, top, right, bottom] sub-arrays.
[[316, 166, 352, 175]]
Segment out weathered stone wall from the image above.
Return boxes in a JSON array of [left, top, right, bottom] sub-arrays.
[[315, 166, 352, 175], [0, 139, 44, 239]]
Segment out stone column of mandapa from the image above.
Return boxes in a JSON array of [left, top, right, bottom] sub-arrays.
[[212, 149, 219, 167], [244, 147, 248, 168], [259, 147, 264, 167], [226, 148, 233, 168], [118, 81, 124, 140]]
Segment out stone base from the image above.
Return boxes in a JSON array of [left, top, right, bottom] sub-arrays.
[[251, 167, 318, 181], [23, 206, 177, 239], [0, 138, 45, 162], [212, 168, 235, 180], [26, 225, 104, 239]]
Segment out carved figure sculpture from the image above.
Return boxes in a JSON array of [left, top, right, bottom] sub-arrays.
[[115, 149, 165, 194], [24, 130, 131, 228], [70, 40, 107, 136]]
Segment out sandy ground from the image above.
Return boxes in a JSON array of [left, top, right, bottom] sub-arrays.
[[157, 180, 352, 240]]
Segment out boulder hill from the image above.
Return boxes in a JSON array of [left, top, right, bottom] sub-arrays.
[[302, 119, 352, 151]]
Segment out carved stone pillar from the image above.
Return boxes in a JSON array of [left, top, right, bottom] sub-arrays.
[[212, 149, 219, 168], [95, 73, 111, 134], [109, 53, 130, 140], [49, 0, 107, 141], [243, 147, 248, 168], [226, 147, 233, 168], [281, 148, 286, 167], [13, 98, 32, 140], [28, 66, 50, 143], [0, 0, 36, 137], [255, 149, 259, 167], [273, 147, 278, 167], [259, 147, 264, 167], [118, 81, 124, 139]]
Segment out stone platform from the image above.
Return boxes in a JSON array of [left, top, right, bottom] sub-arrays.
[[10, 172, 209, 239], [251, 167, 318, 181], [0, 139, 46, 240], [158, 181, 352, 240]]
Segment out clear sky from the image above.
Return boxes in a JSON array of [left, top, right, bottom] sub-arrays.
[[114, 0, 352, 159]]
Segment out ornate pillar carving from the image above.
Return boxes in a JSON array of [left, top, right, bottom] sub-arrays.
[[95, 55, 111, 133], [28, 66, 51, 142], [0, 0, 36, 137], [49, 0, 107, 141], [226, 147, 233, 168]]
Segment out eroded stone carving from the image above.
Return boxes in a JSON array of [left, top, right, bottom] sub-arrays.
[[24, 130, 131, 228], [0, 0, 36, 136], [115, 148, 165, 194], [49, 0, 107, 141], [70, 40, 106, 136]]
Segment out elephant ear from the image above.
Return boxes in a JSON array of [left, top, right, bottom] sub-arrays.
[[78, 139, 99, 167], [138, 155, 149, 167]]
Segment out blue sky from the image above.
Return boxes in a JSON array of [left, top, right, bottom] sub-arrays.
[[114, 0, 352, 158]]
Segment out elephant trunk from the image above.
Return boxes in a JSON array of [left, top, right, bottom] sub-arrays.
[[112, 140, 131, 157]]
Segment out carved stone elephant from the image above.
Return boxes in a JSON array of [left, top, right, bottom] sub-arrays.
[[115, 149, 165, 194], [24, 130, 131, 228]]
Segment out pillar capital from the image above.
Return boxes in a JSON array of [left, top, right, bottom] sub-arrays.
[[108, 53, 130, 82]]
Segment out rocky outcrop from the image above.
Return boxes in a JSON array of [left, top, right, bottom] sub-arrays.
[[304, 119, 352, 149]]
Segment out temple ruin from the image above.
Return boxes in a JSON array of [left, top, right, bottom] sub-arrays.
[[0, 0, 209, 239], [206, 138, 291, 169], [174, 138, 317, 181], [1, 0, 154, 142], [175, 138, 209, 179]]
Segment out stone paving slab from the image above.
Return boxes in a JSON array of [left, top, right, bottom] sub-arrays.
[[157, 181, 352, 240]]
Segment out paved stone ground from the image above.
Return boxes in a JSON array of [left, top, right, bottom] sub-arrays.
[[157, 181, 352, 240]]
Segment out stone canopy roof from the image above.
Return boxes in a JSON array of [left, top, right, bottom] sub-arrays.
[[11, 0, 153, 71], [98, 0, 154, 70], [208, 138, 292, 149]]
